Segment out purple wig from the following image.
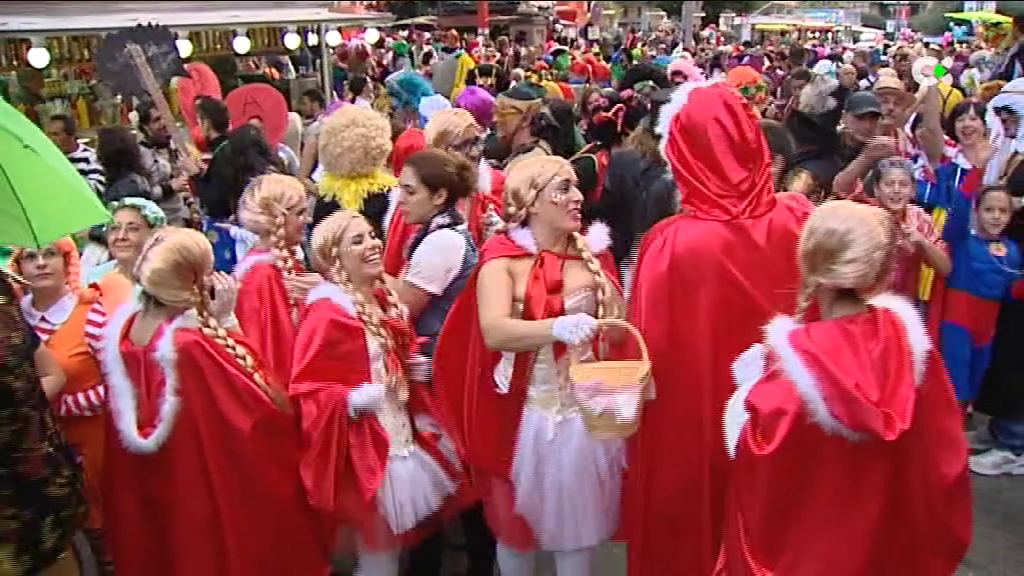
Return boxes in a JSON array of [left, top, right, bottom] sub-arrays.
[[455, 85, 495, 129]]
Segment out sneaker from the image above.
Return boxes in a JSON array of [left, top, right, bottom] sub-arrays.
[[966, 427, 995, 452], [969, 448, 1024, 476]]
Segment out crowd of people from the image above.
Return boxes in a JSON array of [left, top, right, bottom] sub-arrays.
[[5, 17, 1024, 576]]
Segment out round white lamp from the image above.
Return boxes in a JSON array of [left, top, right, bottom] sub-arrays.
[[283, 30, 302, 51], [175, 38, 194, 59], [363, 27, 381, 45], [325, 29, 343, 47], [26, 46, 51, 69], [306, 30, 320, 46], [232, 33, 252, 55]]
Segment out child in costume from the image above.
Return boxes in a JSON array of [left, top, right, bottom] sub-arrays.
[[718, 200, 970, 576]]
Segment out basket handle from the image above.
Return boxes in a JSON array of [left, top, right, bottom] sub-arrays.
[[596, 318, 649, 363]]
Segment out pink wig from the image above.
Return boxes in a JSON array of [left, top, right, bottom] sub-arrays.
[[668, 59, 706, 83], [455, 85, 496, 129]]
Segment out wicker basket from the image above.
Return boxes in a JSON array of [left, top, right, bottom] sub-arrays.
[[569, 319, 651, 440]]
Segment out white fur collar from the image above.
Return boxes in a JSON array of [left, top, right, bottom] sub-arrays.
[[760, 293, 931, 440], [233, 250, 275, 282], [102, 300, 198, 454], [306, 281, 355, 315], [507, 220, 611, 255], [477, 159, 492, 195]]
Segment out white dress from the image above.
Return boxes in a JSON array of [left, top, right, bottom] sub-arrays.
[[494, 288, 627, 551]]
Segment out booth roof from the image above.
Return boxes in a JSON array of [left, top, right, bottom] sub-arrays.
[[0, 1, 393, 34]]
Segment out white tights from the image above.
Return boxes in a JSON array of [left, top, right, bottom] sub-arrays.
[[496, 542, 594, 576], [355, 548, 401, 576]]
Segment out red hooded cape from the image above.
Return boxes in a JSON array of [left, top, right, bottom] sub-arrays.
[[623, 82, 814, 576], [716, 295, 971, 575], [234, 250, 306, 388], [289, 284, 468, 549], [102, 308, 330, 576], [433, 224, 620, 479]]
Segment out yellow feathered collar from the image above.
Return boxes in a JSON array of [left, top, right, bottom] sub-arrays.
[[318, 170, 398, 212]]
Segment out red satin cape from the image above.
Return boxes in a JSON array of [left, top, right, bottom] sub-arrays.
[[717, 310, 971, 576], [623, 192, 813, 576], [235, 253, 306, 389], [103, 319, 330, 576], [433, 231, 620, 479], [289, 293, 468, 550]]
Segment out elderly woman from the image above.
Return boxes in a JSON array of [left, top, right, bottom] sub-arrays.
[[85, 197, 167, 313]]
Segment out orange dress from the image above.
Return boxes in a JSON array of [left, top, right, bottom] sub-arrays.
[[38, 294, 108, 529], [94, 268, 135, 314]]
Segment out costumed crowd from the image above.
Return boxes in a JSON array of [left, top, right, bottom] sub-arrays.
[[12, 17, 1024, 576]]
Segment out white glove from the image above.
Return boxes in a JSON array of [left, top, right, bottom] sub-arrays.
[[348, 383, 386, 417], [408, 355, 432, 383], [551, 313, 599, 346]]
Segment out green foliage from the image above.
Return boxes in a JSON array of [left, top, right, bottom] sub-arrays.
[[998, 1, 1024, 16], [860, 12, 886, 31], [382, 1, 440, 20]]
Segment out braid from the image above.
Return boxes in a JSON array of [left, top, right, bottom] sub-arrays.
[[572, 231, 620, 320], [194, 284, 289, 411], [793, 278, 818, 321], [271, 212, 300, 320]]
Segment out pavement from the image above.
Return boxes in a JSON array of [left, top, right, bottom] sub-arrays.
[[425, 471, 1024, 575]]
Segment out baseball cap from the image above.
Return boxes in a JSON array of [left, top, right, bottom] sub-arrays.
[[845, 91, 882, 117]]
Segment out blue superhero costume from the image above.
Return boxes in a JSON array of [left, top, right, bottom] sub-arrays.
[[941, 189, 1022, 402]]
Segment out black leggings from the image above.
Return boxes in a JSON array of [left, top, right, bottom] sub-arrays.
[[404, 503, 495, 576]]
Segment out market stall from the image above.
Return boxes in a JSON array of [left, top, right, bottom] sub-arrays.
[[0, 1, 392, 135]]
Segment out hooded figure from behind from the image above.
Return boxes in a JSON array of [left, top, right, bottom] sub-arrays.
[[623, 80, 814, 576]]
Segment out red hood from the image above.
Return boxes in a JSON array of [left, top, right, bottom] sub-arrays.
[[392, 128, 426, 176], [764, 294, 931, 440], [661, 82, 775, 221]]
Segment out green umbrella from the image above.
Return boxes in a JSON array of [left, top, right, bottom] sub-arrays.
[[0, 98, 110, 248]]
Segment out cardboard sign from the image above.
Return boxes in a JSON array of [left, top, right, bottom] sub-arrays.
[[177, 62, 223, 129], [96, 24, 187, 98], [225, 83, 288, 147]]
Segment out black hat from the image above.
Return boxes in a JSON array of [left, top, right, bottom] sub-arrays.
[[845, 91, 882, 117]]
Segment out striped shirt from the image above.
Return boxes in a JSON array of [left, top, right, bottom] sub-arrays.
[[21, 292, 107, 417], [67, 143, 106, 196]]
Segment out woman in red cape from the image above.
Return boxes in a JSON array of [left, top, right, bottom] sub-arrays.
[[234, 173, 319, 387], [716, 201, 971, 576], [434, 155, 625, 575], [384, 108, 504, 277], [101, 228, 330, 576], [290, 210, 468, 575]]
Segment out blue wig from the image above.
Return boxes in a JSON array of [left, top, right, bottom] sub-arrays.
[[386, 70, 435, 112]]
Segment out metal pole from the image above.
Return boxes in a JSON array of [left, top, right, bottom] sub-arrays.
[[320, 23, 334, 103]]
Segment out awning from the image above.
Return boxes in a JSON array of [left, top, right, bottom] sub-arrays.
[[0, 1, 393, 35]]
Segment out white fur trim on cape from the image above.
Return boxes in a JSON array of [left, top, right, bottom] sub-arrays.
[[867, 293, 932, 387], [507, 220, 612, 256], [758, 292, 931, 441], [306, 281, 356, 315], [764, 315, 862, 441], [724, 342, 767, 460], [233, 250, 275, 282], [102, 301, 196, 454], [656, 80, 716, 162], [477, 158, 492, 195]]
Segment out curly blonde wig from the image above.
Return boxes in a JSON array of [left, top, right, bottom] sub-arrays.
[[318, 104, 393, 178]]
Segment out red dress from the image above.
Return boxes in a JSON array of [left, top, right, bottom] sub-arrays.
[[716, 294, 971, 575], [101, 305, 330, 576], [234, 249, 305, 387], [289, 282, 468, 551], [624, 80, 814, 576]]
